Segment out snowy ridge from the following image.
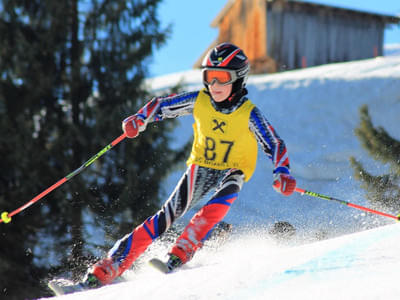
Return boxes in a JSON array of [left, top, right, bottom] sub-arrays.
[[146, 51, 400, 92], [385, 43, 400, 57], [43, 54, 400, 299]]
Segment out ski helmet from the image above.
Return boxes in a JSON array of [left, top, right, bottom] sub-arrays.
[[201, 43, 250, 95]]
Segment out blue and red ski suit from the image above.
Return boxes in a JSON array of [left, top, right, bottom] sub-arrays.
[[92, 89, 292, 284]]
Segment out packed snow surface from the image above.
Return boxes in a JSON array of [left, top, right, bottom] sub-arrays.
[[43, 48, 400, 299], [44, 223, 400, 300]]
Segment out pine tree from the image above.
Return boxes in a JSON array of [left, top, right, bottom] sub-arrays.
[[0, 1, 187, 298], [350, 104, 400, 211]]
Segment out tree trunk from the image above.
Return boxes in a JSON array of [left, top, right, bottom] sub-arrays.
[[69, 0, 83, 262]]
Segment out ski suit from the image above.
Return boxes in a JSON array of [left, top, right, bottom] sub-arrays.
[[94, 89, 291, 284]]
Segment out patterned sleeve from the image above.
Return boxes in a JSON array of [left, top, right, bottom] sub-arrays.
[[249, 106, 291, 175], [134, 91, 199, 132]]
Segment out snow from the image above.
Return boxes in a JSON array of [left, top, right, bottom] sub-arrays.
[[42, 48, 400, 299], [385, 43, 400, 57], [44, 223, 400, 300]]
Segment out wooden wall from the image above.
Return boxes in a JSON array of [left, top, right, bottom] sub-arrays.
[[267, 1, 386, 71], [214, 0, 277, 73], [197, 0, 398, 74]]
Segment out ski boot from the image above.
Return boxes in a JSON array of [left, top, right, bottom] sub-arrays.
[[48, 257, 122, 296], [149, 254, 183, 274]]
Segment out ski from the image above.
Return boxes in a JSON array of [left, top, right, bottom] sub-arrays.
[[47, 273, 112, 296], [148, 258, 171, 274], [48, 278, 90, 296]]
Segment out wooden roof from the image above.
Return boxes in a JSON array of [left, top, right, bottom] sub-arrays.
[[211, 0, 400, 27]]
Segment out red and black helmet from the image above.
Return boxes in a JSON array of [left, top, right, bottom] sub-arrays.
[[201, 43, 250, 91]]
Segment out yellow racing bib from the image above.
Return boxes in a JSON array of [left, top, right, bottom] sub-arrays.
[[186, 90, 258, 181]]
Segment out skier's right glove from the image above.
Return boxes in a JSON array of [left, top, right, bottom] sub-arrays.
[[273, 173, 296, 196], [122, 115, 142, 138]]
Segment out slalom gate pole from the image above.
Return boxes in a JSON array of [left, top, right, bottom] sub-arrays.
[[295, 187, 400, 221], [0, 133, 127, 224]]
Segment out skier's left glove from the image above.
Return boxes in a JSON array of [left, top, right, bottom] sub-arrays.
[[273, 173, 296, 196], [122, 115, 142, 138]]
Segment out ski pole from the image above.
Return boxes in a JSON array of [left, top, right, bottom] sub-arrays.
[[1, 133, 127, 224], [295, 187, 400, 221]]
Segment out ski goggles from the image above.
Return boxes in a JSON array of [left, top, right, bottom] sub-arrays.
[[202, 68, 238, 86]]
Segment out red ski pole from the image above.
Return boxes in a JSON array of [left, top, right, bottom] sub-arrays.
[[295, 187, 400, 221], [1, 133, 127, 224]]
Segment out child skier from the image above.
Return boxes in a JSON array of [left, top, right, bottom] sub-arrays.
[[50, 42, 296, 294]]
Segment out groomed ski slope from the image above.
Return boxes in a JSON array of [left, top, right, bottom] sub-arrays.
[[42, 49, 400, 299], [45, 222, 400, 300]]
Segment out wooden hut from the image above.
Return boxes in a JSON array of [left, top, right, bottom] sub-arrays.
[[195, 0, 400, 73]]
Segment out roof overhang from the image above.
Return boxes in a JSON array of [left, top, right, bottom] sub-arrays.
[[211, 0, 400, 27]]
